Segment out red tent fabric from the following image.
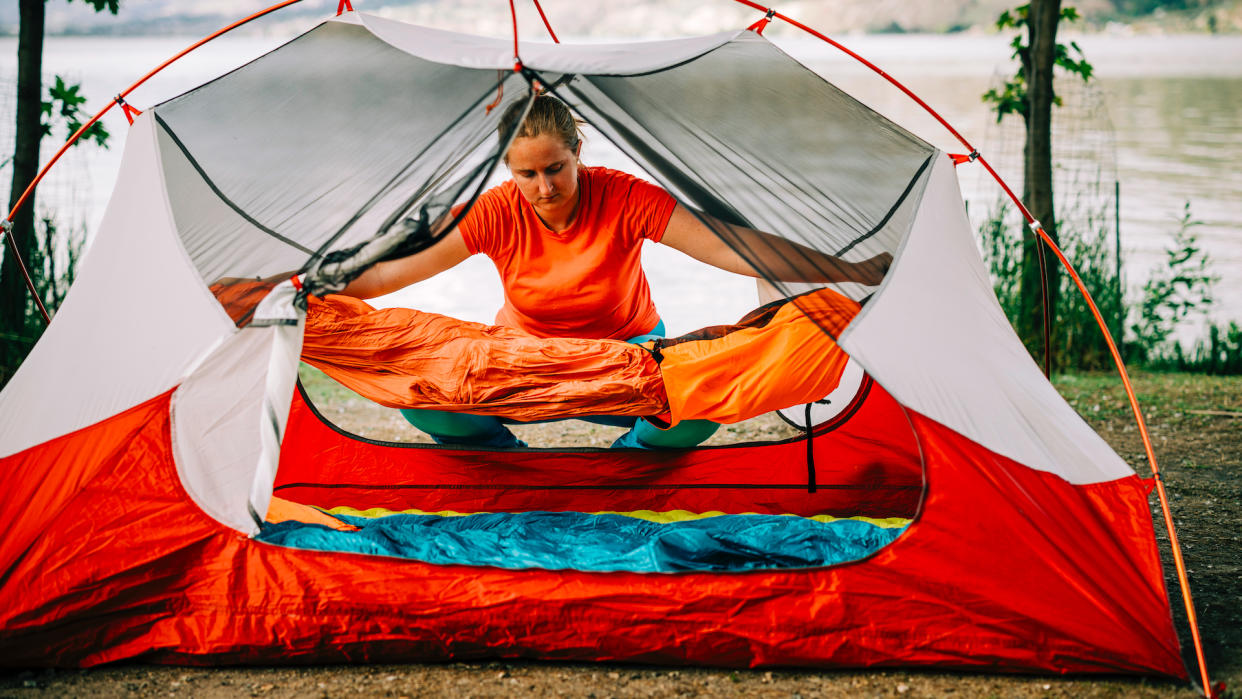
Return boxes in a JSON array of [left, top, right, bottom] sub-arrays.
[[0, 382, 1181, 675]]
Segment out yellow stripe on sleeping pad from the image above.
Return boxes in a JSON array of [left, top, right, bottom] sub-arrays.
[[324, 506, 910, 529]]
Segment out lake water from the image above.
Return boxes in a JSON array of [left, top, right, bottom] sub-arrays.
[[2, 29, 1239, 337]]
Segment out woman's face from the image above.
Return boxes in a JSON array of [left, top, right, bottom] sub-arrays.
[[506, 133, 581, 226]]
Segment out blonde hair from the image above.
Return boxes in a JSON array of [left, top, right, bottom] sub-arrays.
[[499, 94, 583, 161]]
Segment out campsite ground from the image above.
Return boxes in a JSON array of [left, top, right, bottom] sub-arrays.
[[2, 371, 1238, 699]]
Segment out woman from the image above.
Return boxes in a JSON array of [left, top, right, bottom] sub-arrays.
[[343, 95, 889, 449]]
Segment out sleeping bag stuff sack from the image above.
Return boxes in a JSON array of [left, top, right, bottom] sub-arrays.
[[649, 287, 860, 426], [300, 288, 859, 426]]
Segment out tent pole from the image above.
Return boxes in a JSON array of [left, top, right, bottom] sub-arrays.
[[508, 0, 522, 69], [1, 0, 308, 328], [1029, 220, 1213, 698], [0, 220, 50, 323], [728, 3, 1215, 694], [531, 0, 560, 43]]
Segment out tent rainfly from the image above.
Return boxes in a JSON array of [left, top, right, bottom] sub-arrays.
[[0, 8, 1196, 682]]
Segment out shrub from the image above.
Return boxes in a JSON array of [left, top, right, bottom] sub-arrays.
[[976, 200, 1231, 374]]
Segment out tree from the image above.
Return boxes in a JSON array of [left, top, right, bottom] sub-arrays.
[[982, 2, 1092, 371], [2, 0, 118, 383]]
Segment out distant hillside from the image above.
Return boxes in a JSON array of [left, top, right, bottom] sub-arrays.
[[1, 0, 1239, 37]]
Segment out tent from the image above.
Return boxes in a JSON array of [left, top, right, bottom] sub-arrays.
[[0, 9, 1191, 679]]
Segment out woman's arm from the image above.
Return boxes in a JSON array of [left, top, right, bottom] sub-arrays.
[[659, 204, 891, 286], [340, 228, 471, 299]]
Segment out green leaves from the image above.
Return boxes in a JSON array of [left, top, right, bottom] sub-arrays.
[[35, 1, 123, 146], [995, 4, 1030, 29], [1054, 41, 1094, 82], [66, 0, 121, 15], [1127, 202, 1218, 363], [981, 3, 1094, 122], [46, 76, 86, 119], [40, 75, 111, 149], [981, 78, 1027, 122], [975, 199, 1225, 372]]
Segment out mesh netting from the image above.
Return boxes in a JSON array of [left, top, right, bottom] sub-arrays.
[[153, 21, 529, 300], [150, 20, 935, 332], [563, 35, 934, 306]]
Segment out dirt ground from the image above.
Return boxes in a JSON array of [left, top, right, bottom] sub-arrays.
[[2, 370, 1238, 698]]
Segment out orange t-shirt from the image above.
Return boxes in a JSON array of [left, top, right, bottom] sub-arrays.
[[457, 167, 676, 340]]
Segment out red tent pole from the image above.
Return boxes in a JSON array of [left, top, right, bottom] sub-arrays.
[[728, 3, 1215, 695], [2, 0, 308, 326], [508, 0, 522, 70], [1032, 220, 1213, 693], [531, 0, 560, 43]]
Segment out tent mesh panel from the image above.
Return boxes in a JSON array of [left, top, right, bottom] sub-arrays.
[[152, 22, 935, 344]]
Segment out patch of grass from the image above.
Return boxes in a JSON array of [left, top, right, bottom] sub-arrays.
[[1053, 371, 1242, 421], [298, 362, 352, 401]]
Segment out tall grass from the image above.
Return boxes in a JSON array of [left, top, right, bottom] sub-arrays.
[[1055, 196, 1126, 371], [977, 197, 1123, 371], [1152, 322, 1242, 375], [977, 200, 1240, 374]]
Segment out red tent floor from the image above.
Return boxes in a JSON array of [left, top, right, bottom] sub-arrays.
[[0, 384, 1184, 676]]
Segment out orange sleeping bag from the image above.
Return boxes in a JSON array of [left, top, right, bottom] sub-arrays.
[[302, 295, 668, 421], [300, 288, 859, 426], [651, 289, 860, 425]]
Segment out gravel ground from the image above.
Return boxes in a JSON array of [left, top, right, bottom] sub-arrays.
[[1, 370, 1237, 699]]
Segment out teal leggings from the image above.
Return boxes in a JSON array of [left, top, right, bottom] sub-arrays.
[[400, 320, 719, 449]]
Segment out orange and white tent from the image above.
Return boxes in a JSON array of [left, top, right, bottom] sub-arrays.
[[0, 9, 1195, 681]]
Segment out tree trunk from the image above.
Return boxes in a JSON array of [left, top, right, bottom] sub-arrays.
[[1020, 0, 1061, 371], [2, 0, 46, 351]]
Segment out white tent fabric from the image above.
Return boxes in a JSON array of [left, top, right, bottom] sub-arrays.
[[0, 117, 234, 459], [344, 13, 737, 75], [839, 157, 1130, 483], [171, 281, 302, 535]]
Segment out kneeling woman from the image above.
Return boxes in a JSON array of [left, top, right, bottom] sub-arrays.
[[342, 95, 888, 448]]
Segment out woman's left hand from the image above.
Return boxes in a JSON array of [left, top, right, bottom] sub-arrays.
[[851, 252, 893, 286]]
